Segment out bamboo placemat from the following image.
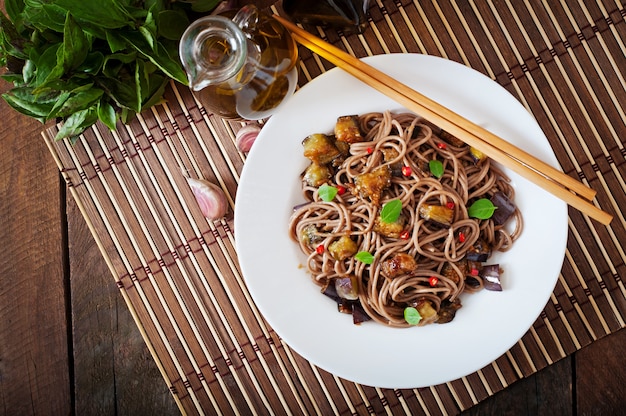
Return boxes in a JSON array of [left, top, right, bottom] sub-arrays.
[[43, 1, 626, 414]]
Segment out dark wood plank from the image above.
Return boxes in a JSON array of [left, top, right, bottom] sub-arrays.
[[462, 356, 573, 415], [0, 81, 71, 413], [576, 328, 626, 414], [67, 188, 179, 414]]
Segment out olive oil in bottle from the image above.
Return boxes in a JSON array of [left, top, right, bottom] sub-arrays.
[[180, 5, 298, 120]]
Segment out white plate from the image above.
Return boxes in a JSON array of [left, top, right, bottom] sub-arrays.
[[234, 54, 568, 388]]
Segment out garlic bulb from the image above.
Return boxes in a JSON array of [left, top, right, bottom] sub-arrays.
[[185, 176, 228, 220], [235, 123, 261, 153]]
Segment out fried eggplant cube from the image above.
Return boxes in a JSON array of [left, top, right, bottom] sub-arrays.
[[303, 163, 331, 186], [354, 165, 391, 206], [439, 130, 466, 147], [335, 115, 364, 144], [299, 224, 322, 249], [334, 274, 359, 300], [381, 253, 417, 279], [303, 133, 341, 165], [418, 203, 454, 226], [441, 260, 468, 285], [328, 235, 358, 261], [381, 148, 403, 175], [466, 238, 492, 262], [373, 213, 406, 238], [436, 298, 462, 324]]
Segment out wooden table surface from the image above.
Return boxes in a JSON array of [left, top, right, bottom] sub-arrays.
[[1, 2, 625, 415]]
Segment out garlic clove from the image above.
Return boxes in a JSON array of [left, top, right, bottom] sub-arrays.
[[235, 123, 261, 153], [186, 176, 229, 220]]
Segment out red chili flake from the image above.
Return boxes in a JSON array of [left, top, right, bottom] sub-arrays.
[[366, 147, 373, 154], [429, 276, 439, 287], [446, 201, 455, 209], [401, 166, 412, 177], [337, 185, 346, 195], [316, 244, 324, 254], [437, 142, 447, 149], [470, 268, 479, 276], [458, 232, 466, 243], [400, 230, 410, 240]]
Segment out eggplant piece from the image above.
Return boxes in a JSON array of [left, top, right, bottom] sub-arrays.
[[299, 224, 322, 248], [322, 283, 341, 302], [436, 298, 462, 324], [418, 203, 454, 226], [465, 238, 492, 262], [303, 133, 341, 165], [335, 115, 364, 143], [380, 253, 417, 279], [439, 130, 466, 147], [337, 299, 353, 314], [334, 275, 359, 300], [352, 302, 372, 325], [490, 191, 516, 225], [381, 148, 403, 175], [441, 260, 468, 285], [480, 264, 503, 291], [353, 165, 391, 206], [413, 299, 438, 323], [328, 235, 358, 261], [469, 146, 486, 164], [303, 163, 331, 186], [373, 213, 406, 238]]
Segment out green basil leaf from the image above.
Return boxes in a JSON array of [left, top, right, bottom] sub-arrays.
[[54, 106, 98, 141], [157, 10, 190, 41], [22, 59, 36, 83], [5, 0, 25, 22], [62, 12, 89, 71], [135, 59, 144, 106], [99, 76, 141, 112], [21, 3, 66, 32], [1, 73, 25, 84], [97, 100, 117, 131], [468, 198, 497, 220], [141, 76, 167, 110], [2, 91, 52, 121], [139, 9, 157, 50], [54, 88, 104, 118], [318, 184, 338, 202], [76, 51, 104, 74], [429, 159, 444, 178], [106, 30, 127, 53], [145, 0, 167, 14], [120, 107, 136, 124], [10, 85, 62, 104], [33, 43, 62, 86], [355, 251, 374, 265], [46, 90, 71, 119], [404, 307, 422, 325], [380, 199, 402, 223], [102, 52, 137, 77], [53, 0, 133, 29], [120, 31, 188, 85], [0, 10, 28, 59]]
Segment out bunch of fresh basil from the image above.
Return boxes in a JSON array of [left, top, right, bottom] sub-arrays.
[[0, 0, 220, 140]]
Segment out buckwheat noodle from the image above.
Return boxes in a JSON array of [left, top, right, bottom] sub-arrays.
[[289, 111, 522, 327]]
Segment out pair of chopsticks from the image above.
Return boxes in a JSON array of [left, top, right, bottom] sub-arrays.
[[274, 15, 613, 225]]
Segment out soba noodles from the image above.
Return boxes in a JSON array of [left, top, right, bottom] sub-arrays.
[[289, 111, 522, 327]]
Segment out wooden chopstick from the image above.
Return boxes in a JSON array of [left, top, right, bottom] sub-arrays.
[[274, 15, 613, 225]]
